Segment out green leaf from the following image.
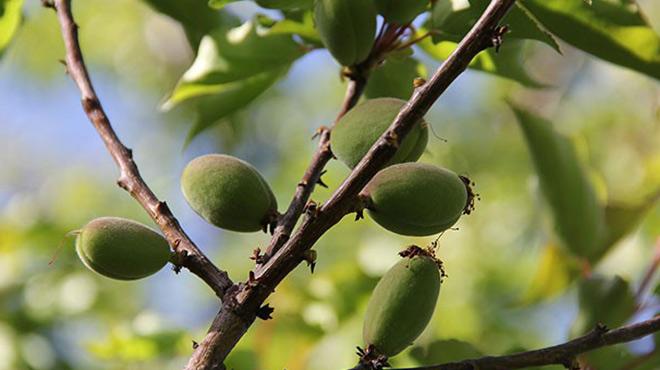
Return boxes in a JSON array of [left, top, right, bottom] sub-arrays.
[[418, 35, 545, 87], [0, 0, 23, 57], [163, 19, 304, 141], [208, 0, 241, 9], [253, 0, 313, 10], [165, 20, 303, 94], [430, 0, 560, 52], [521, 243, 581, 304], [600, 193, 660, 254], [365, 55, 426, 100], [141, 0, 232, 47], [264, 11, 321, 45], [520, 0, 660, 80], [510, 105, 606, 263], [410, 339, 482, 365], [185, 67, 287, 142], [573, 274, 635, 335], [582, 345, 636, 370]]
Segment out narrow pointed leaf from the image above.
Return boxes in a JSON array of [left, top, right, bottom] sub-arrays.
[[430, 0, 560, 52], [510, 105, 606, 262], [521, 0, 660, 80]]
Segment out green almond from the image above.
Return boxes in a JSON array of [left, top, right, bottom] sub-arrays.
[[76, 217, 171, 280]]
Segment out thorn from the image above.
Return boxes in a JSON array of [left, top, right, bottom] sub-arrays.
[[247, 271, 258, 287], [249, 248, 266, 264], [491, 25, 509, 53], [256, 304, 274, 320], [41, 0, 55, 9], [595, 322, 609, 333], [192, 340, 199, 349], [311, 126, 328, 140], [413, 77, 426, 88], [354, 208, 364, 221], [303, 250, 317, 273], [316, 170, 328, 188]]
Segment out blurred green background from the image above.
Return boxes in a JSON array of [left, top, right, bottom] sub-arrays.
[[0, 1, 659, 369]]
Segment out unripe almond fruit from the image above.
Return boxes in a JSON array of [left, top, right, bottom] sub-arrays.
[[181, 154, 278, 232], [362, 163, 471, 236], [314, 0, 377, 66], [332, 98, 428, 169], [363, 246, 442, 357], [376, 0, 429, 25], [76, 217, 172, 280]]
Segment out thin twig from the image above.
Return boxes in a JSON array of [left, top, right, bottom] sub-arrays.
[[388, 316, 660, 370], [50, 0, 233, 297], [261, 78, 367, 261], [185, 1, 518, 368]]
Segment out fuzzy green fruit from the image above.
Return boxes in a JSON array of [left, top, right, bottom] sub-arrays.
[[376, 0, 429, 25], [363, 163, 469, 236], [363, 248, 441, 357], [332, 98, 428, 169], [76, 217, 171, 280], [255, 0, 312, 9], [314, 0, 377, 66], [181, 154, 277, 232]]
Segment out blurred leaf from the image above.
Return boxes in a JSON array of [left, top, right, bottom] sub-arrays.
[[141, 0, 229, 47], [365, 55, 426, 100], [225, 349, 259, 370], [0, 0, 23, 57], [573, 274, 635, 335], [265, 11, 321, 45], [185, 66, 287, 142], [599, 190, 660, 253], [208, 0, 241, 9], [88, 329, 188, 362], [253, 0, 313, 10], [164, 20, 303, 101], [522, 243, 581, 304], [410, 339, 481, 365], [511, 105, 607, 263], [520, 0, 660, 80], [429, 0, 560, 52], [163, 19, 304, 140], [418, 36, 545, 87], [582, 345, 636, 370]]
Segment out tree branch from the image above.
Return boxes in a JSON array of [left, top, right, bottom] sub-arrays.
[[261, 77, 367, 261], [50, 0, 233, 298], [185, 1, 517, 368], [389, 315, 660, 370]]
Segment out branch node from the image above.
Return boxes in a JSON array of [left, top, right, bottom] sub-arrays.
[[485, 24, 510, 52], [249, 248, 266, 265], [81, 97, 100, 115], [256, 304, 274, 320], [356, 345, 390, 370], [303, 249, 317, 273], [41, 0, 55, 9], [304, 200, 321, 219]]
